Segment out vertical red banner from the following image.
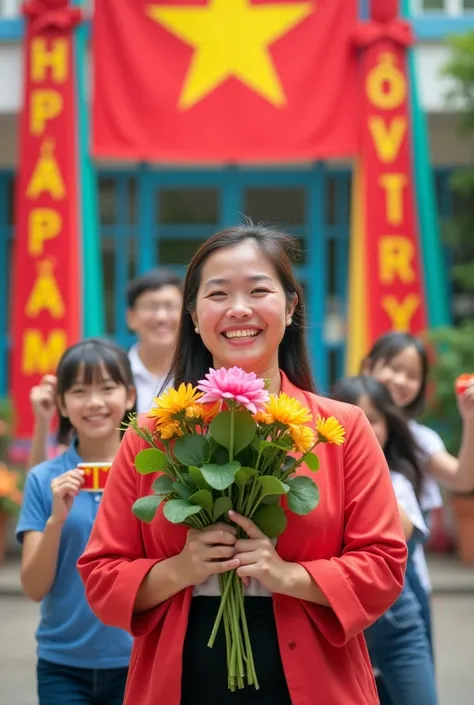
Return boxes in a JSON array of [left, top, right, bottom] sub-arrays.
[[10, 1, 82, 439], [356, 4, 428, 344]]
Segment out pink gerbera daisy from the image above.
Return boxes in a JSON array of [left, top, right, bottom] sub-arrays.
[[197, 366, 269, 415]]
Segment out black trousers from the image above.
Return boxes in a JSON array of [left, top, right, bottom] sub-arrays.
[[181, 597, 292, 705]]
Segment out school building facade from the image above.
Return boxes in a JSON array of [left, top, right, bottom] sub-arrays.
[[1, 0, 474, 397]]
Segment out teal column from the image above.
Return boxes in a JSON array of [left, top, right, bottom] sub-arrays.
[[73, 0, 105, 337], [402, 0, 450, 327]]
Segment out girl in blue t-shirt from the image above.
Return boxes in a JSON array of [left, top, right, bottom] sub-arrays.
[[332, 375, 438, 705], [17, 339, 136, 705]]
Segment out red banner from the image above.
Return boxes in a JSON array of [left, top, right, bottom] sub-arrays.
[[357, 23, 428, 342], [93, 0, 359, 162], [10, 0, 82, 439]]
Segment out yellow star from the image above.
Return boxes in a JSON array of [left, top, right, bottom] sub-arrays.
[[147, 0, 313, 110]]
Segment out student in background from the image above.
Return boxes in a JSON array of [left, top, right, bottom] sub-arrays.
[[332, 375, 438, 705], [126, 268, 182, 412], [17, 339, 136, 705], [27, 269, 183, 469], [363, 331, 474, 655]]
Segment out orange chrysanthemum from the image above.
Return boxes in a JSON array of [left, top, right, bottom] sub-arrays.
[[290, 425, 316, 454], [316, 416, 345, 446], [159, 422, 183, 440]]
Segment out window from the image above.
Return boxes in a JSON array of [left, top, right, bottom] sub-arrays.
[[0, 0, 22, 18], [158, 189, 219, 225], [417, 0, 474, 12], [421, 0, 445, 9]]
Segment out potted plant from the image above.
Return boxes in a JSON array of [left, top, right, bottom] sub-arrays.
[[426, 31, 474, 565], [0, 399, 22, 566], [424, 324, 474, 565]]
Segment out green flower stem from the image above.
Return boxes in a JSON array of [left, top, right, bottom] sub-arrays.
[[229, 575, 245, 689], [229, 407, 235, 462], [208, 571, 234, 648], [235, 577, 259, 689]]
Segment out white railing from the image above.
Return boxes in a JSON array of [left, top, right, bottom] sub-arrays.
[[0, 0, 21, 19], [0, 0, 94, 19], [414, 0, 474, 13]]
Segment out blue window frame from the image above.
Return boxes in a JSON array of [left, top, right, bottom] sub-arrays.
[[134, 165, 349, 391]]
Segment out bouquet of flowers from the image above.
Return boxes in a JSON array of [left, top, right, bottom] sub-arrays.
[[129, 367, 345, 691]]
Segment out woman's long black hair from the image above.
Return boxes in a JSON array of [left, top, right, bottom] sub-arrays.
[[332, 375, 424, 497], [163, 221, 317, 394], [56, 338, 136, 445], [363, 332, 429, 418]]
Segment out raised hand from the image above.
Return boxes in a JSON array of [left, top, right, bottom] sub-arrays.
[[458, 378, 474, 424], [50, 469, 84, 526], [30, 375, 58, 425]]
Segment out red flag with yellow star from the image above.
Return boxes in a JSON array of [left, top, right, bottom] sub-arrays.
[[93, 0, 359, 161]]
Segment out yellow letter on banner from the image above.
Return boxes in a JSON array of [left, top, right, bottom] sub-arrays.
[[27, 140, 66, 200], [25, 261, 65, 319], [369, 117, 407, 163], [366, 52, 406, 110], [382, 294, 420, 331], [30, 90, 63, 136], [379, 174, 407, 226], [22, 330, 67, 375], [28, 209, 62, 256], [31, 38, 68, 83], [379, 236, 416, 284]]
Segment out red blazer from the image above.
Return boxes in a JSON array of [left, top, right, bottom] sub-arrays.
[[78, 373, 407, 705]]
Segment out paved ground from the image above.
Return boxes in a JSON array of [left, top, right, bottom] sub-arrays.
[[0, 591, 473, 705]]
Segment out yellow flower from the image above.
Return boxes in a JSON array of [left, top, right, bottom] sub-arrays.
[[263, 393, 313, 428], [148, 383, 203, 427], [316, 416, 346, 445], [159, 421, 183, 440], [253, 410, 271, 425], [290, 425, 316, 454], [186, 404, 204, 420]]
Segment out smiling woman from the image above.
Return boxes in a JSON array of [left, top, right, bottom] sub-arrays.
[[168, 223, 316, 397], [78, 223, 407, 705]]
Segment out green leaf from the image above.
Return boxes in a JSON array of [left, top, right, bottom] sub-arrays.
[[173, 434, 210, 467], [181, 473, 198, 490], [213, 496, 233, 521], [261, 495, 280, 505], [235, 466, 257, 488], [189, 489, 214, 516], [282, 456, 297, 473], [163, 499, 203, 524], [253, 504, 287, 538], [172, 482, 193, 500], [302, 452, 320, 472], [201, 461, 241, 490], [134, 448, 168, 474], [151, 474, 174, 495], [211, 444, 229, 465], [132, 495, 163, 523], [258, 476, 289, 497], [286, 476, 320, 515], [210, 411, 256, 454], [188, 466, 211, 490]]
